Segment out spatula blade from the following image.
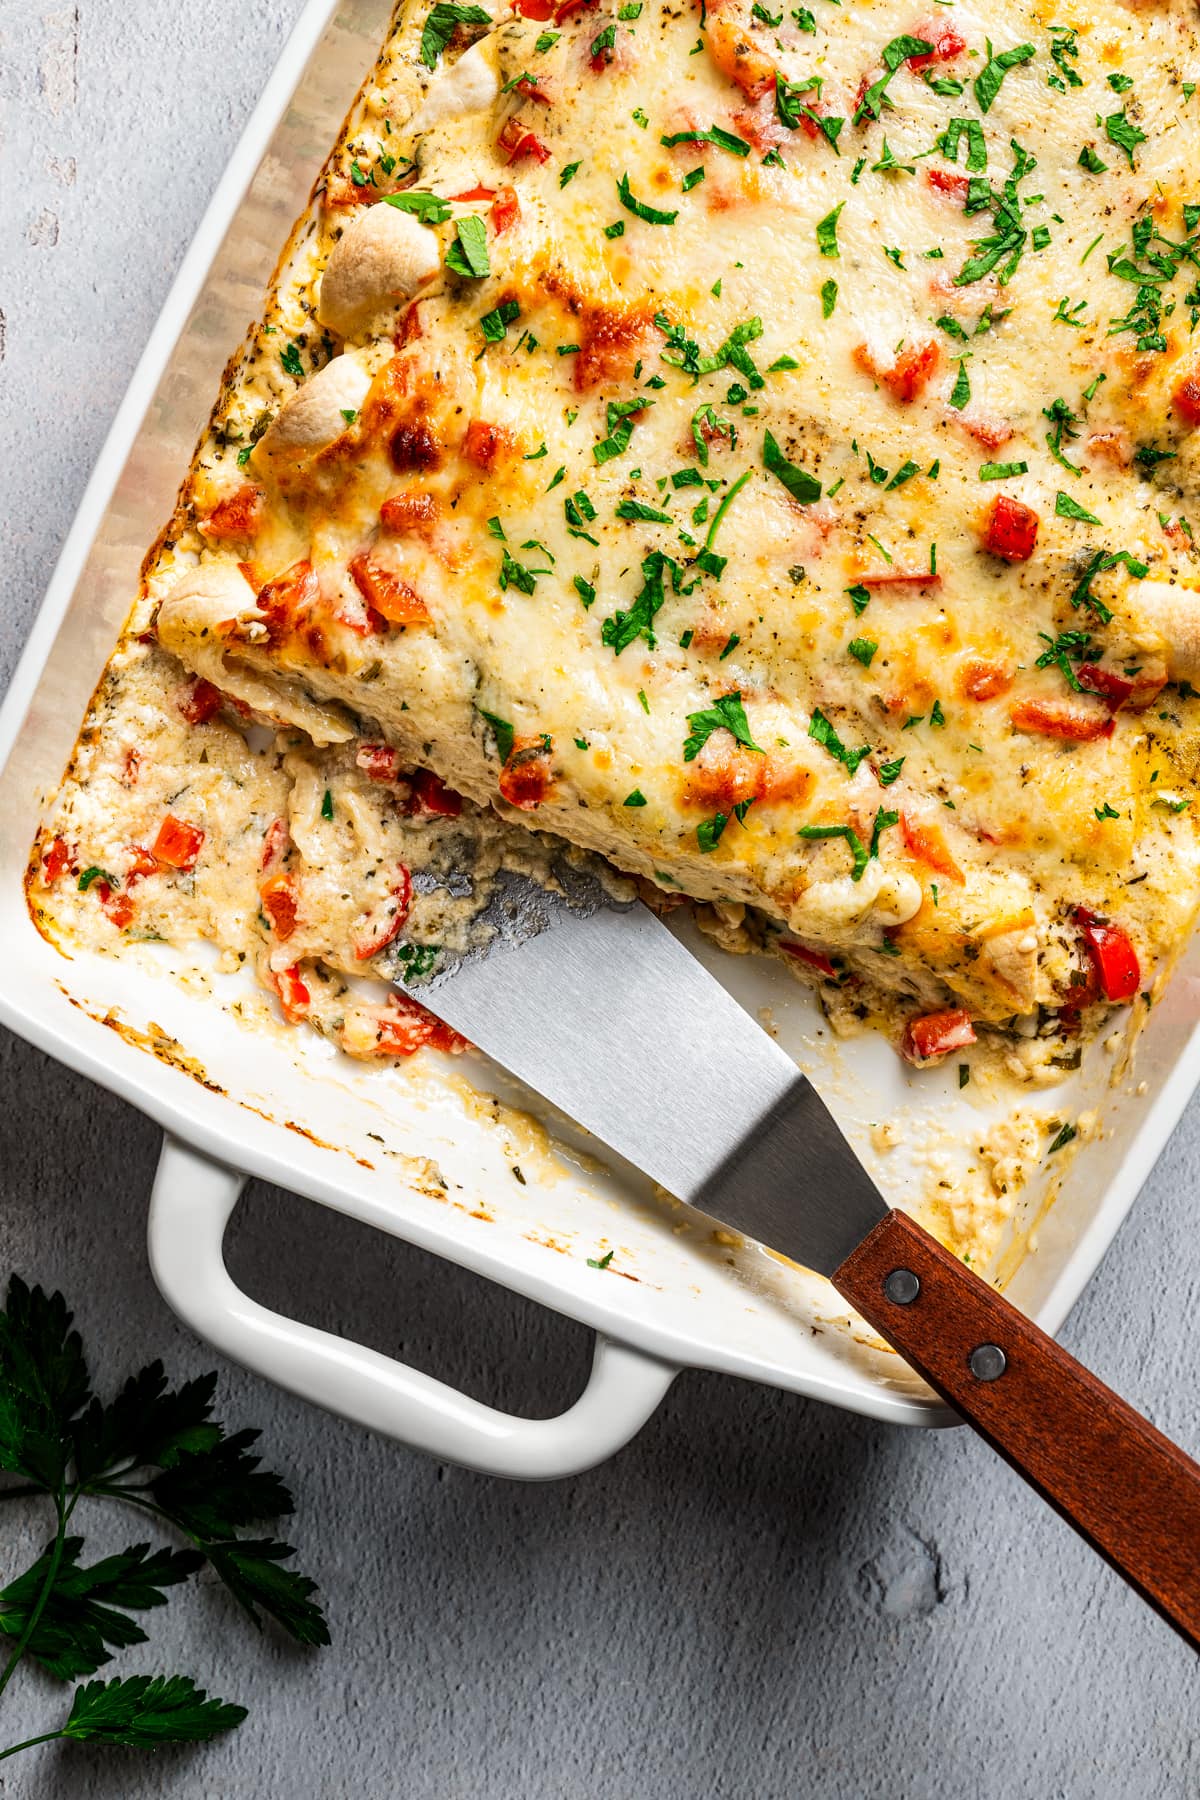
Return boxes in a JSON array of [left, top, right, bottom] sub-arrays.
[[394, 873, 886, 1276]]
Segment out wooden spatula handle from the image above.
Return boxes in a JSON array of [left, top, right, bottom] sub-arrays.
[[833, 1209, 1200, 1651]]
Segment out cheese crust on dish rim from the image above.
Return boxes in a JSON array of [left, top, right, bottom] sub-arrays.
[[25, 0, 1200, 1267]]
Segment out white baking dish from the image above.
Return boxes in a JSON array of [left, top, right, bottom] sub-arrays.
[[4, 0, 1200, 1480]]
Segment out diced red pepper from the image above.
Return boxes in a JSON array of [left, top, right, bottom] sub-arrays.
[[41, 836, 76, 883], [1074, 907, 1140, 1002], [853, 339, 939, 402], [1076, 663, 1134, 710], [356, 742, 404, 783], [352, 867, 414, 960], [405, 768, 464, 817], [270, 963, 311, 1021], [498, 735, 555, 810], [491, 185, 521, 233], [497, 119, 551, 164], [201, 484, 262, 541], [103, 893, 135, 931], [448, 184, 497, 201], [779, 940, 837, 979], [901, 1008, 976, 1063], [958, 659, 1013, 702], [373, 992, 468, 1057], [177, 677, 224, 725], [152, 816, 205, 871], [1010, 696, 1114, 741], [261, 816, 290, 872], [981, 494, 1039, 563], [257, 560, 320, 635], [261, 874, 299, 941], [513, 0, 554, 17], [900, 812, 963, 883], [925, 168, 969, 199], [348, 553, 430, 626], [1172, 374, 1200, 427], [907, 23, 965, 66]]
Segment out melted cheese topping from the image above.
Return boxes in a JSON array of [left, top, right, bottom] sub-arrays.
[[30, 0, 1200, 1077]]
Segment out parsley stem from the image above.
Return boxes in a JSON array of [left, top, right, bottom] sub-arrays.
[[0, 1488, 68, 1701], [704, 468, 752, 550], [0, 1729, 67, 1762]]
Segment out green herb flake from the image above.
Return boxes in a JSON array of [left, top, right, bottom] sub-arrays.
[[617, 173, 678, 225], [763, 429, 821, 502], [445, 214, 490, 279], [420, 1, 491, 68], [816, 201, 844, 258]]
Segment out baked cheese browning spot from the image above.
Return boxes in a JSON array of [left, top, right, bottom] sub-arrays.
[[27, 0, 1200, 1085]]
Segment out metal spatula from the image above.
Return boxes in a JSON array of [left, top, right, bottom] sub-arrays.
[[396, 870, 1200, 1650]]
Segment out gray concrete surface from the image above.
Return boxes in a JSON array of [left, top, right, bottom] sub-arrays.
[[2, 4, 1199, 1794]]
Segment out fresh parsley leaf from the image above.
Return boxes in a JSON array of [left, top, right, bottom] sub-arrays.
[[478, 709, 515, 762], [848, 637, 877, 667], [974, 39, 1036, 114], [201, 1539, 328, 1644], [279, 342, 304, 380], [419, 1, 490, 69], [815, 201, 844, 257], [808, 707, 870, 775], [0, 1540, 201, 1680], [697, 812, 730, 852], [601, 551, 673, 653], [660, 125, 751, 157], [617, 173, 678, 224], [479, 298, 520, 342], [683, 692, 763, 761], [383, 190, 452, 224], [559, 161, 581, 187], [62, 1674, 247, 1748], [949, 359, 971, 409], [979, 460, 1028, 480], [1056, 491, 1102, 524], [1077, 144, 1107, 174], [878, 756, 905, 786], [763, 429, 821, 502], [854, 35, 933, 124], [445, 214, 490, 279], [615, 500, 672, 523], [624, 789, 647, 807], [1105, 108, 1147, 168], [797, 822, 870, 880], [820, 278, 838, 318]]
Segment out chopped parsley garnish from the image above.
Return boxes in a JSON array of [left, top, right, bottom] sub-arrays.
[[878, 756, 905, 785], [574, 574, 596, 608], [588, 1248, 616, 1269], [535, 29, 559, 50], [478, 709, 515, 762], [279, 342, 304, 380], [847, 583, 871, 616], [616, 499, 673, 523], [1105, 109, 1147, 168], [705, 468, 753, 548], [949, 359, 971, 409], [776, 74, 843, 151], [445, 215, 490, 278], [419, 1, 490, 68], [869, 807, 899, 859], [979, 460, 1028, 480], [1078, 144, 1108, 175], [1056, 492, 1102, 524], [383, 190, 452, 223], [601, 550, 673, 653], [1068, 549, 1148, 623], [691, 403, 735, 465], [815, 202, 844, 258], [954, 138, 1039, 288], [595, 397, 651, 464], [660, 124, 751, 157], [854, 35, 933, 125], [682, 167, 705, 192], [320, 789, 334, 821], [1047, 1122, 1077, 1155], [808, 707, 870, 775], [1043, 397, 1082, 473], [624, 788, 647, 807], [798, 822, 870, 880], [763, 430, 821, 502], [617, 173, 678, 225], [697, 812, 730, 852], [974, 39, 1036, 114], [1036, 628, 1096, 690], [820, 278, 838, 318], [848, 637, 877, 667], [479, 298, 520, 342], [559, 161, 581, 187], [77, 866, 115, 892], [683, 691, 763, 762], [499, 547, 548, 593]]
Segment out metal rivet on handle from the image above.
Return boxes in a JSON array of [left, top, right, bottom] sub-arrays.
[[883, 1268, 920, 1305], [969, 1343, 1007, 1382]]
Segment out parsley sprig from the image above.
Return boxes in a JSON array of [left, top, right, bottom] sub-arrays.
[[0, 1274, 327, 1767]]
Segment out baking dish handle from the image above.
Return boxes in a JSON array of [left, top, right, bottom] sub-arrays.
[[147, 1135, 676, 1480]]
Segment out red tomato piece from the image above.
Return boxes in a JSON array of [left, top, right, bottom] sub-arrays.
[[257, 560, 320, 634], [152, 816, 205, 871], [1075, 664, 1134, 710], [261, 816, 290, 872], [41, 837, 76, 883], [177, 677, 224, 725], [901, 1008, 976, 1063], [348, 553, 431, 626], [374, 992, 468, 1057], [448, 185, 497, 201], [907, 23, 965, 66], [356, 742, 404, 783], [491, 185, 521, 233], [925, 168, 969, 199], [496, 119, 551, 164], [380, 490, 440, 533], [1010, 697, 1114, 741], [957, 659, 1013, 702], [900, 812, 964, 883], [779, 941, 838, 979], [261, 875, 299, 941], [124, 846, 159, 883], [270, 963, 311, 1021], [498, 735, 555, 810], [406, 768, 464, 816], [981, 495, 1039, 563], [463, 418, 517, 470], [104, 893, 135, 931], [513, 0, 554, 17], [1172, 374, 1200, 427], [854, 339, 939, 402], [201, 484, 262, 541], [352, 867, 414, 960], [1074, 908, 1140, 1002]]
